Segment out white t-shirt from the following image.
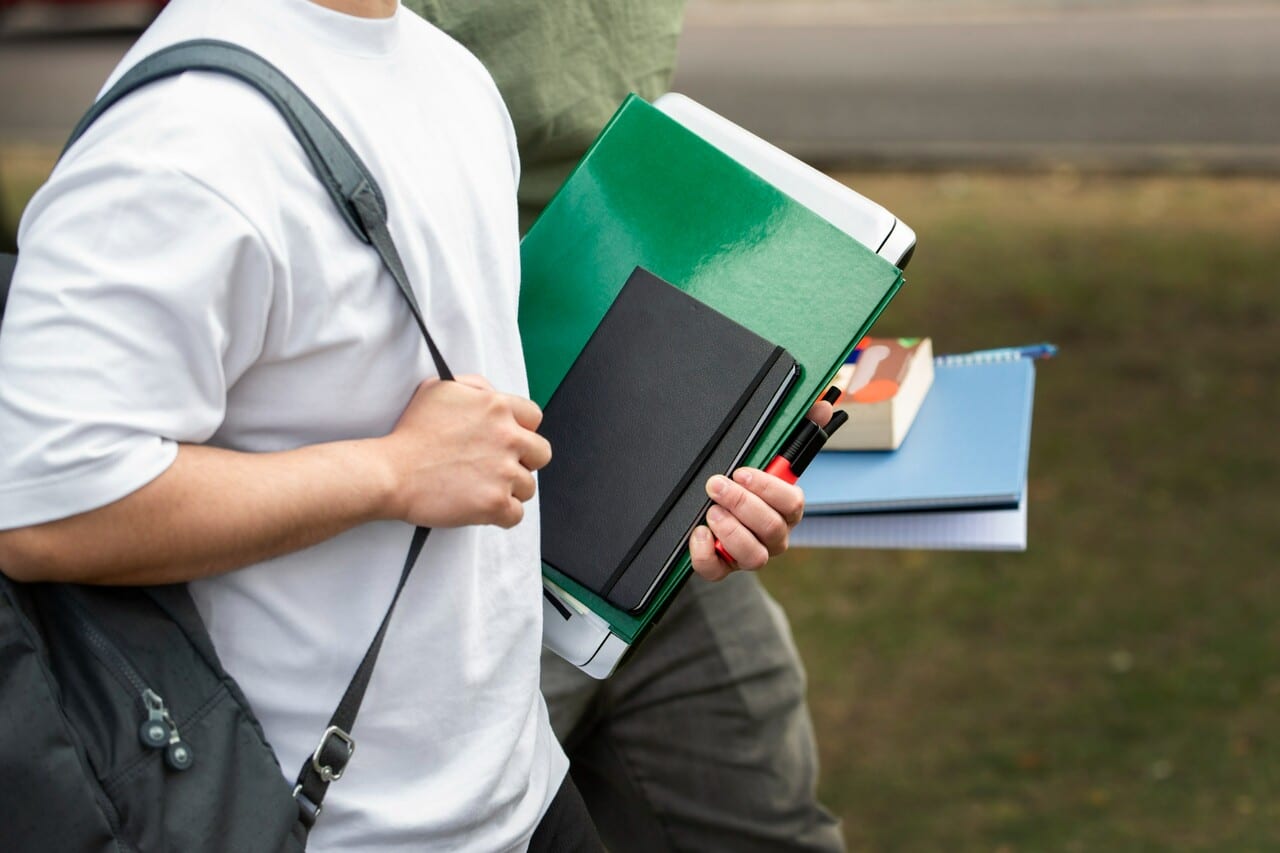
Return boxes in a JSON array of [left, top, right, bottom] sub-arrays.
[[0, 0, 566, 849]]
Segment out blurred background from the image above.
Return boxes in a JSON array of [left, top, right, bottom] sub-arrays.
[[2, 0, 1278, 849]]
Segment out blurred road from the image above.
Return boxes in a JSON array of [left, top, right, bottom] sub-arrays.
[[674, 2, 1280, 170], [2, 2, 1279, 170], [0, 36, 125, 145]]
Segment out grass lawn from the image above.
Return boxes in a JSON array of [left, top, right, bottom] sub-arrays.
[[0, 145, 57, 253], [3, 151, 1277, 849], [772, 170, 1280, 851]]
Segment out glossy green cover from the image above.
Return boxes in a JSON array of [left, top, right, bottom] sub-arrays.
[[520, 95, 904, 643]]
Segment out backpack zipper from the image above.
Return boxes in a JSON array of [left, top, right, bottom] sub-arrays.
[[60, 595, 195, 771]]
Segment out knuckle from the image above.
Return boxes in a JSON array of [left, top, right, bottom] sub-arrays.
[[485, 393, 509, 418], [709, 509, 738, 538], [727, 483, 752, 513], [500, 423, 524, 451], [740, 544, 770, 572], [761, 514, 788, 545], [485, 487, 510, 515], [764, 479, 796, 511]]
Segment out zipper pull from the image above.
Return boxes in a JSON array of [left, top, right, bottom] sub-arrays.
[[164, 728, 194, 771], [138, 688, 194, 771], [139, 689, 169, 749]]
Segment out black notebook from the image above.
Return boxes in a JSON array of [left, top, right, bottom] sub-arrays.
[[538, 267, 798, 612]]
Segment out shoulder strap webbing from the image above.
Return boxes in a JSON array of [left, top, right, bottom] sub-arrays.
[[65, 39, 451, 836], [0, 252, 15, 321]]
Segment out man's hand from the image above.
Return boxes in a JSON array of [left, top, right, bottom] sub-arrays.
[[688, 397, 834, 581], [378, 375, 552, 529], [0, 373, 552, 585]]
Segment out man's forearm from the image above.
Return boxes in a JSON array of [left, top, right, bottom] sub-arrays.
[[0, 439, 398, 586], [0, 376, 554, 587]]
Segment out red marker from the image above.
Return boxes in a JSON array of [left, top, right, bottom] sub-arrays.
[[711, 387, 848, 567]]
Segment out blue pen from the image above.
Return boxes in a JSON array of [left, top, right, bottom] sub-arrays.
[[934, 343, 1058, 366]]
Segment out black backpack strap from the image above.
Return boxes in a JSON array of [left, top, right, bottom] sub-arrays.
[[0, 252, 15, 323], [63, 39, 454, 835]]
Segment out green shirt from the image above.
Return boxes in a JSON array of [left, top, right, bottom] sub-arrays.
[[404, 0, 686, 232]]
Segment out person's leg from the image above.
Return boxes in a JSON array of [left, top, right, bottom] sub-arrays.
[[558, 571, 845, 852], [541, 648, 604, 742], [528, 773, 606, 853]]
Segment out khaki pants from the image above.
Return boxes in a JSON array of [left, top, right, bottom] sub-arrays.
[[541, 571, 845, 852]]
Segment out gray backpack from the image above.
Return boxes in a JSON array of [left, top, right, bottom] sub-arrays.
[[0, 40, 450, 852]]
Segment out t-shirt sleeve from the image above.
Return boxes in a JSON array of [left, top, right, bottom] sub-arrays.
[[0, 155, 275, 529]]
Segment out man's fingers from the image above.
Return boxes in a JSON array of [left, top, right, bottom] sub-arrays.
[[497, 495, 525, 529], [510, 467, 537, 503], [731, 468, 805, 528], [703, 472, 795, 558], [507, 395, 544, 431], [688, 526, 733, 581], [517, 431, 552, 471], [437, 376, 542, 433], [704, 504, 771, 571], [807, 399, 834, 429], [457, 379, 548, 469]]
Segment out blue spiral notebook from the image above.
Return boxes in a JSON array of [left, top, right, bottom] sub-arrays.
[[802, 358, 1036, 514], [791, 495, 1027, 551]]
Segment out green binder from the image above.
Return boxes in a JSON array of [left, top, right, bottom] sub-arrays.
[[520, 95, 904, 647]]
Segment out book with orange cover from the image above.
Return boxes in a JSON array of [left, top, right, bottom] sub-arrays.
[[826, 336, 934, 450]]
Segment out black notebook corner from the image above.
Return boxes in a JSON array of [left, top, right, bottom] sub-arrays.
[[538, 267, 797, 612]]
